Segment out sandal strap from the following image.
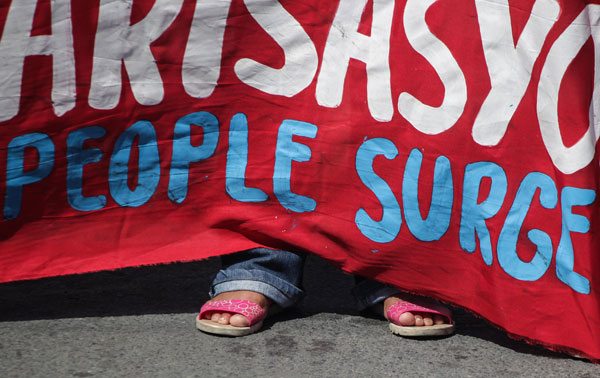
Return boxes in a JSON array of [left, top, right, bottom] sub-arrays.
[[386, 300, 452, 325], [199, 299, 267, 326]]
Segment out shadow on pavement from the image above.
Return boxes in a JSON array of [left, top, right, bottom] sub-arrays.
[[0, 258, 219, 321], [0, 255, 572, 361], [0, 254, 358, 321]]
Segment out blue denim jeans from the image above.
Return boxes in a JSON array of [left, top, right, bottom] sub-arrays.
[[210, 248, 400, 309]]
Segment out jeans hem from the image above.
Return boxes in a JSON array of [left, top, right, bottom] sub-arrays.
[[210, 269, 304, 308], [353, 281, 401, 311]]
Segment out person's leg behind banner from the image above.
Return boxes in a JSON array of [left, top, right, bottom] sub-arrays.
[[353, 278, 455, 337], [197, 248, 305, 336]]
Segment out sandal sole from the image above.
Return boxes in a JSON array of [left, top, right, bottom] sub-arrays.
[[196, 317, 263, 337], [389, 322, 455, 337]]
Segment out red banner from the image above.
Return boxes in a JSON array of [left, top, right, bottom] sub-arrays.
[[1, 0, 599, 360]]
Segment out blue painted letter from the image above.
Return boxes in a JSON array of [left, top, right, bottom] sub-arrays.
[[109, 121, 160, 207], [402, 149, 453, 242], [226, 113, 268, 202], [273, 120, 317, 213], [168, 112, 219, 203], [66, 126, 107, 211], [556, 187, 594, 294], [459, 162, 507, 265], [355, 138, 401, 243], [497, 172, 557, 281], [4, 133, 55, 220]]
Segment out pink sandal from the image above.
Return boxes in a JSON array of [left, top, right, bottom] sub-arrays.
[[386, 298, 455, 337], [196, 299, 267, 337]]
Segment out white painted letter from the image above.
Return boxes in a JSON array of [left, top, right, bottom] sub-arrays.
[[473, 0, 560, 146], [316, 0, 394, 122], [398, 0, 467, 134], [234, 0, 318, 98], [89, 0, 184, 110], [538, 5, 600, 174], [183, 0, 233, 99], [0, 0, 75, 122]]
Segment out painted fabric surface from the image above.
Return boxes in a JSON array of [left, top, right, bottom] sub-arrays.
[[0, 0, 599, 360]]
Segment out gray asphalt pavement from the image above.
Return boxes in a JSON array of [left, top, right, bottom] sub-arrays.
[[1, 255, 598, 377]]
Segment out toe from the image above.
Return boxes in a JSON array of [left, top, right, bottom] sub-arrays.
[[434, 315, 445, 325], [229, 314, 250, 327], [423, 316, 434, 326], [210, 313, 221, 322], [217, 313, 231, 325], [397, 312, 416, 326], [414, 315, 424, 326]]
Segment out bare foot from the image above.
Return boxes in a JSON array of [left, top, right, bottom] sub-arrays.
[[383, 294, 448, 327], [202, 291, 271, 327]]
